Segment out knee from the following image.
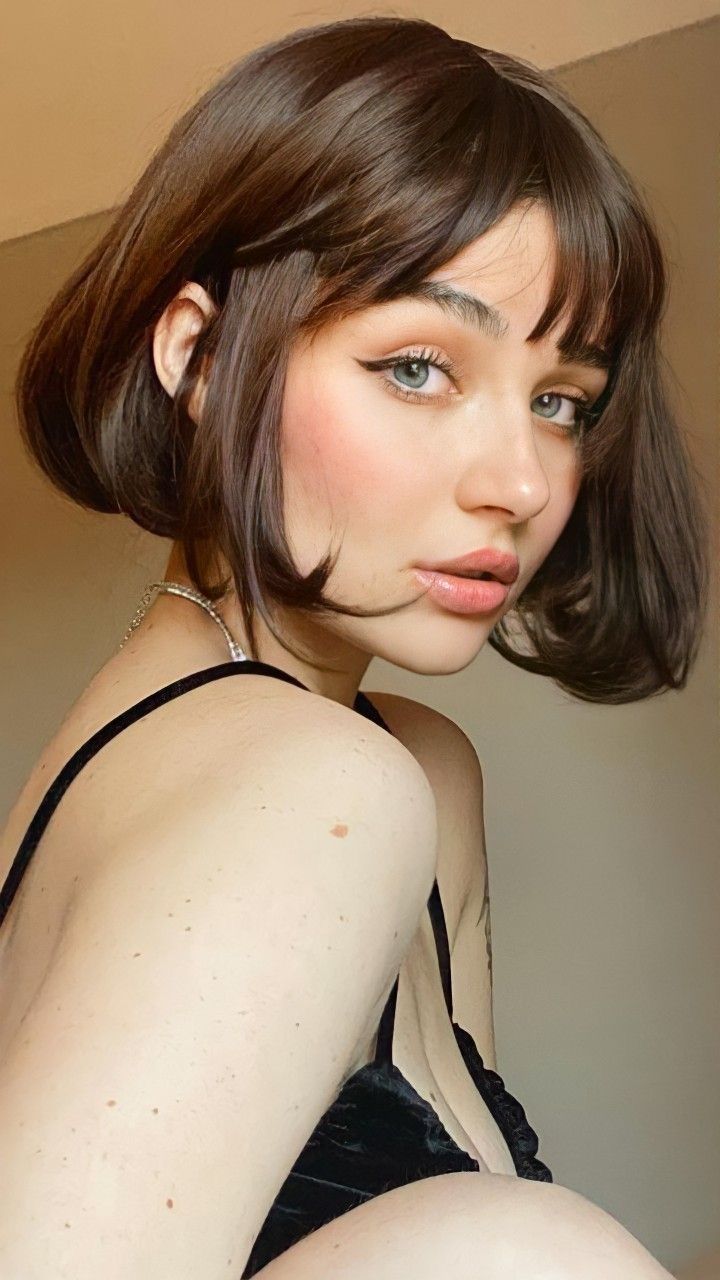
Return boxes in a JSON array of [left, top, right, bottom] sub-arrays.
[[445, 1172, 672, 1279]]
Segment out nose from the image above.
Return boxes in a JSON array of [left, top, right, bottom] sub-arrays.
[[456, 409, 554, 524]]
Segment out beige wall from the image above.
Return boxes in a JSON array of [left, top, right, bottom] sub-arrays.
[[3, 0, 720, 242], [1, 13, 718, 1276]]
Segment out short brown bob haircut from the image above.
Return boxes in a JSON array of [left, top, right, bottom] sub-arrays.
[[15, 16, 710, 704]]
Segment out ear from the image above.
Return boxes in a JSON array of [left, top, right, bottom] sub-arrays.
[[152, 281, 219, 423]]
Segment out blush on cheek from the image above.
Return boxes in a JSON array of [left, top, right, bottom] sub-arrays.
[[280, 380, 380, 574], [284, 379, 407, 511], [281, 350, 427, 585]]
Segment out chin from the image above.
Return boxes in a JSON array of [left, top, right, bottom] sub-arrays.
[[379, 618, 497, 678]]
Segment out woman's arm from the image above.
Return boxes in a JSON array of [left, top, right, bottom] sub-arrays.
[[250, 1170, 673, 1280], [0, 709, 438, 1280]]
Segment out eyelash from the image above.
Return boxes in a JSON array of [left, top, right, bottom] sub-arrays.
[[358, 346, 601, 435]]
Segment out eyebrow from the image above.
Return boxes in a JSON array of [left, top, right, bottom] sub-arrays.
[[393, 280, 612, 372]]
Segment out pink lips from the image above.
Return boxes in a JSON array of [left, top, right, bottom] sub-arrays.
[[412, 568, 510, 615], [417, 547, 519, 585]]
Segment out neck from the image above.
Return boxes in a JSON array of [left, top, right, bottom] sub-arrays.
[[161, 546, 372, 707]]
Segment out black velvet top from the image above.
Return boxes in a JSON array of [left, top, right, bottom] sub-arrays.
[[0, 661, 552, 1276]]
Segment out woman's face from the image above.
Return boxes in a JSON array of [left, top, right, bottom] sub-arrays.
[[280, 200, 610, 680]]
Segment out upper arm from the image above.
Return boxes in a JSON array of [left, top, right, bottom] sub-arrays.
[[364, 692, 488, 920], [0, 711, 437, 1280], [365, 692, 496, 1068]]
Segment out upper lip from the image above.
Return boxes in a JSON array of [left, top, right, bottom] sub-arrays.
[[417, 547, 520, 585]]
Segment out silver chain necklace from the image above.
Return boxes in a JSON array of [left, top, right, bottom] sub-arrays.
[[120, 580, 248, 662]]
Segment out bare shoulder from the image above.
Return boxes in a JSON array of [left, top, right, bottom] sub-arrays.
[[0, 664, 435, 977], [35, 670, 440, 934], [169, 676, 439, 846], [157, 672, 439, 831], [363, 690, 483, 781]]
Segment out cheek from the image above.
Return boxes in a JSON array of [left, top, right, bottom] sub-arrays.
[[281, 375, 417, 525], [532, 456, 583, 561], [562, 450, 584, 521]]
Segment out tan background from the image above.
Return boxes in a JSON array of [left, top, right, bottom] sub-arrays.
[[2, 0, 720, 243], [1, 7, 718, 1275]]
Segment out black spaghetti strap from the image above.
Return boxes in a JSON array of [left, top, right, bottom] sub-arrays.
[[0, 661, 312, 927], [427, 880, 454, 1019], [353, 690, 393, 734]]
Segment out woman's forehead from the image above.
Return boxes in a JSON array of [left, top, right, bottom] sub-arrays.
[[427, 202, 557, 286]]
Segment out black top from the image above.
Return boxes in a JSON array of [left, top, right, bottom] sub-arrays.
[[0, 659, 552, 1275]]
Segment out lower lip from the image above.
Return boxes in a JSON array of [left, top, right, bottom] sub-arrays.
[[412, 569, 510, 615]]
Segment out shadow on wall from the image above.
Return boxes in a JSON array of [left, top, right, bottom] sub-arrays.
[[674, 1247, 720, 1280]]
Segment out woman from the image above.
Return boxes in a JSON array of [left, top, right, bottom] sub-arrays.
[[0, 15, 708, 1279]]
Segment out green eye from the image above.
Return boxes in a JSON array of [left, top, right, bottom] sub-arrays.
[[357, 347, 457, 402], [533, 391, 594, 434], [393, 358, 432, 390]]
